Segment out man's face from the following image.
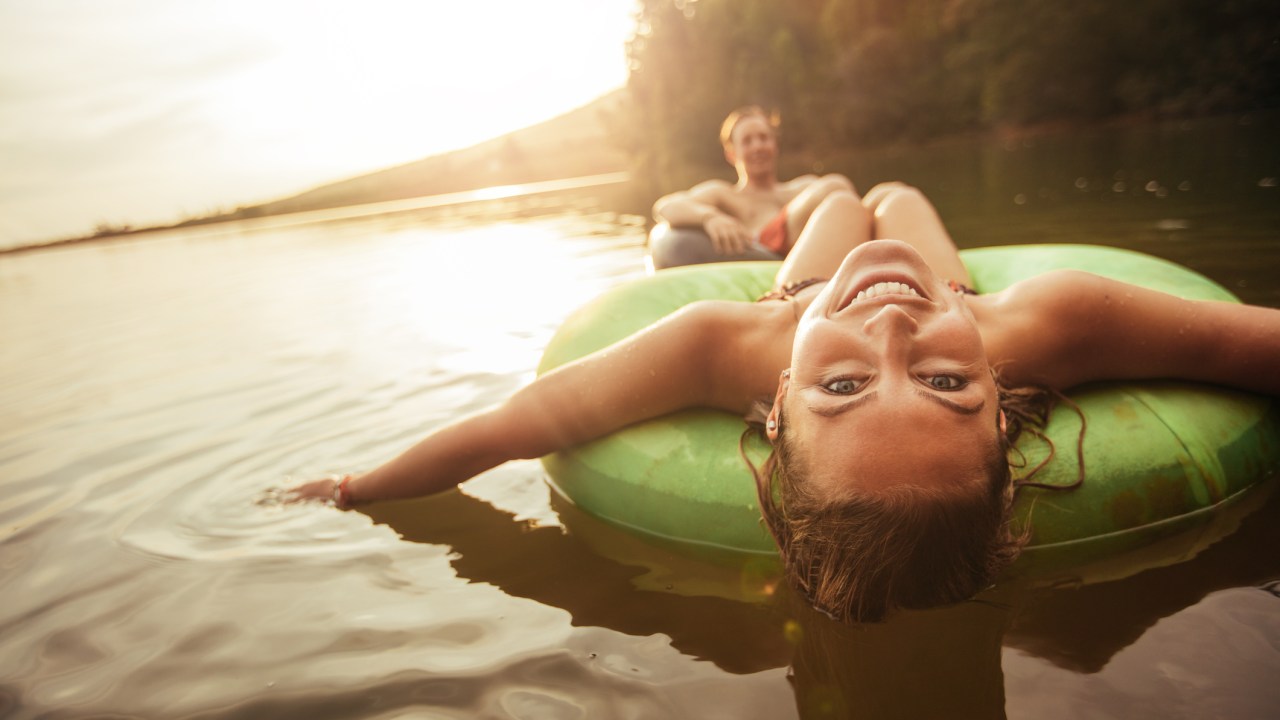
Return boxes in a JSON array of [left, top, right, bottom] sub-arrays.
[[727, 115, 777, 178]]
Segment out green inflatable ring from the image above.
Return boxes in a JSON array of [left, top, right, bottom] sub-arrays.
[[537, 245, 1280, 576]]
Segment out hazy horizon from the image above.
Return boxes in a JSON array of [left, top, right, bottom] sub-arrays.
[[0, 0, 636, 250]]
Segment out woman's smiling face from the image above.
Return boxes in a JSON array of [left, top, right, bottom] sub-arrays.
[[772, 240, 1001, 498]]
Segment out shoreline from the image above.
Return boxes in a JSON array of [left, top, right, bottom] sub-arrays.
[[0, 172, 633, 258], [8, 107, 1275, 259]]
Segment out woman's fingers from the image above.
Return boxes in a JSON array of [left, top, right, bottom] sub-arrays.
[[283, 477, 338, 504]]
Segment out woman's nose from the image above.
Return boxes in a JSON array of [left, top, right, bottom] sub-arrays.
[[862, 304, 919, 337]]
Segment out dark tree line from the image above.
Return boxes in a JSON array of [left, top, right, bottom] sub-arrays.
[[611, 0, 1280, 188]]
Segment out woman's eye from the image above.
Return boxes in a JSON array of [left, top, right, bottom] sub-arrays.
[[927, 375, 967, 390], [823, 378, 861, 395]]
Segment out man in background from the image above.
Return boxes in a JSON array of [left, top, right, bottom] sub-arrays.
[[649, 106, 853, 269]]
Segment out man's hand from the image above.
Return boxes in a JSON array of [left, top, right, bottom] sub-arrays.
[[704, 213, 752, 255]]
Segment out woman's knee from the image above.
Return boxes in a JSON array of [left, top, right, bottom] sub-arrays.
[[814, 187, 865, 217], [860, 180, 911, 197], [870, 185, 951, 248], [862, 182, 915, 212], [873, 185, 932, 218], [818, 173, 855, 194], [865, 181, 910, 196], [805, 189, 871, 239]]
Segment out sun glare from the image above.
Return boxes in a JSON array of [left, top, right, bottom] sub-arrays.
[[0, 0, 636, 247], [202, 0, 633, 179]]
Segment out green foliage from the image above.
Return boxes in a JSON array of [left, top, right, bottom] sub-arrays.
[[620, 0, 1280, 188]]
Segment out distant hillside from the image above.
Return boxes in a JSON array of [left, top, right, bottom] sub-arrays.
[[243, 90, 631, 218]]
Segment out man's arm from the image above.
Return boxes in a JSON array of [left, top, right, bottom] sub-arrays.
[[653, 181, 752, 254], [289, 301, 756, 504], [653, 180, 733, 226], [995, 270, 1280, 395]]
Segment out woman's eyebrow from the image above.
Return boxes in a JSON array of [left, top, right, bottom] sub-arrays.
[[807, 390, 984, 418], [808, 391, 879, 417], [915, 389, 985, 415]]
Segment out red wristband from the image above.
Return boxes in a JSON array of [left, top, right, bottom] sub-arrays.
[[334, 474, 354, 509]]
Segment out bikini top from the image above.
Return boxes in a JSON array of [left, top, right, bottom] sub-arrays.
[[756, 277, 826, 302]]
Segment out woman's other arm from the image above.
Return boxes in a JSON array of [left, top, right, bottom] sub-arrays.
[[288, 301, 762, 505], [995, 270, 1280, 395]]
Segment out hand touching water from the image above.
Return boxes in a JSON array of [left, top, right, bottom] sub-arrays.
[[268, 474, 356, 508]]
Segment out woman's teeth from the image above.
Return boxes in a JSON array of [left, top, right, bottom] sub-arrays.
[[855, 281, 920, 301]]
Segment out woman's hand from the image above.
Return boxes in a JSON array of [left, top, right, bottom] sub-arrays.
[[275, 475, 354, 508], [285, 477, 339, 503]]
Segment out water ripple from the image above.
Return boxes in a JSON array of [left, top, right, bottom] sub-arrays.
[[117, 471, 402, 563]]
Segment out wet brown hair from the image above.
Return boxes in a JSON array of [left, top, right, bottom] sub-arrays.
[[742, 376, 1078, 623], [720, 105, 779, 151]]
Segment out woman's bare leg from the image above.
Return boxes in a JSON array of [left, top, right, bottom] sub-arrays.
[[861, 181, 909, 216], [781, 174, 856, 250], [869, 184, 970, 285], [774, 189, 872, 287]]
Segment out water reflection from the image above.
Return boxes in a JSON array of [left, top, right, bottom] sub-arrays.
[[363, 484, 795, 675], [786, 599, 1011, 720], [366, 465, 1280, 716], [1005, 482, 1280, 674]]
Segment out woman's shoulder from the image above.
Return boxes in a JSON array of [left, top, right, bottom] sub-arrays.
[[690, 297, 797, 344], [976, 268, 1112, 312], [679, 299, 795, 406], [972, 269, 1110, 386]]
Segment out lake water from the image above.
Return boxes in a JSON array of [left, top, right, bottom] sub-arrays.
[[2, 114, 1279, 718]]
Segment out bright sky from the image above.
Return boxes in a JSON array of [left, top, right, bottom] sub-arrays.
[[0, 0, 636, 249]]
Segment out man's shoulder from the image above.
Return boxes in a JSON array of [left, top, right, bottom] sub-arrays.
[[690, 178, 735, 194], [684, 179, 740, 208]]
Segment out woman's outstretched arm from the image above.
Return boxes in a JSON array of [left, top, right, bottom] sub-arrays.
[[996, 270, 1280, 395], [287, 301, 764, 505]]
